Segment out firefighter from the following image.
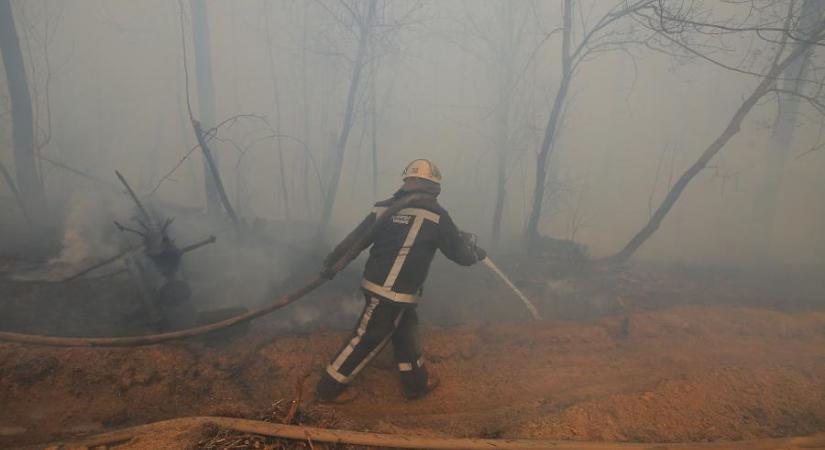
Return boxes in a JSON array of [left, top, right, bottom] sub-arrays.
[[316, 159, 486, 402]]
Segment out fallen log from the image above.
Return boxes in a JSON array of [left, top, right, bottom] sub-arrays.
[[61, 245, 142, 282], [43, 416, 825, 450]]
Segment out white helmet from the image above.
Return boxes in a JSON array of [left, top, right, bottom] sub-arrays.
[[402, 159, 442, 184]]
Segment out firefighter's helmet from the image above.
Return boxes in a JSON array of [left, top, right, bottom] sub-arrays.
[[402, 159, 442, 184]]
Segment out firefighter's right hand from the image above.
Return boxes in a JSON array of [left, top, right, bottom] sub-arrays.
[[474, 246, 487, 262], [320, 266, 336, 280]]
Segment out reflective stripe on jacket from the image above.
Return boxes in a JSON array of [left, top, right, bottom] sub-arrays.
[[324, 191, 478, 304]]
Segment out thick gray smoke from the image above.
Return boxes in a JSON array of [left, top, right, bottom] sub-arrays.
[[1, 0, 824, 325]]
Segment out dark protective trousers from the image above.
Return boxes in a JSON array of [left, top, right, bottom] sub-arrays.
[[316, 293, 428, 399]]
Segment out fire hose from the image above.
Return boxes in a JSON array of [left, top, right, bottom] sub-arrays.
[[0, 194, 430, 347], [461, 230, 542, 320], [482, 257, 542, 320]]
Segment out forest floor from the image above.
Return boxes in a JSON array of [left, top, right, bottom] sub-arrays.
[[1, 257, 825, 449]]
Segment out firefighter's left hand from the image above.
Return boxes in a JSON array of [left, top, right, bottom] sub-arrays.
[[474, 246, 487, 262]]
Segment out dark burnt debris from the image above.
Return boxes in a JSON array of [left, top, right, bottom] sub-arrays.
[[65, 170, 216, 331]]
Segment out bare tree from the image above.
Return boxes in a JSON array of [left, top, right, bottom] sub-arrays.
[[262, 0, 290, 220], [178, 0, 238, 225], [753, 0, 825, 255], [189, 0, 222, 217], [0, 0, 45, 217], [489, 1, 520, 249], [369, 53, 379, 200], [318, 0, 378, 233], [462, 1, 532, 249], [608, 0, 825, 262], [0, 159, 30, 224], [369, 51, 400, 201], [524, 0, 655, 250], [16, 0, 62, 188], [315, 0, 422, 234], [443, 1, 558, 249], [301, 0, 314, 220]]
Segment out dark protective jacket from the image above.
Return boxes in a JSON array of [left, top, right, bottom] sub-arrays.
[[324, 188, 479, 305]]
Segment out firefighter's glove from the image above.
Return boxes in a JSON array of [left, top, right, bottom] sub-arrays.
[[474, 246, 487, 262], [459, 230, 486, 263]]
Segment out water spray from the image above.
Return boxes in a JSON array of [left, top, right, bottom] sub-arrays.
[[482, 257, 542, 321]]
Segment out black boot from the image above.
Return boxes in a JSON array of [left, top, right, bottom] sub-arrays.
[[315, 372, 359, 403], [404, 374, 440, 400]]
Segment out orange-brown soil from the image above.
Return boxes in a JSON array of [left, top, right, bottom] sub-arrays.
[[2, 303, 825, 448]]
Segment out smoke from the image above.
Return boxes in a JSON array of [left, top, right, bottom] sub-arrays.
[[10, 189, 125, 281], [1, 0, 824, 332], [50, 194, 121, 265]]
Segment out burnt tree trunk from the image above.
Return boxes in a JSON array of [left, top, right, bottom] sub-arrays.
[[264, 3, 290, 220], [752, 0, 823, 257], [608, 28, 824, 263], [491, 77, 513, 249], [301, 0, 313, 219], [0, 160, 31, 224], [370, 55, 379, 200], [0, 0, 44, 214], [193, 120, 239, 225], [190, 0, 221, 216], [490, 1, 517, 250], [319, 0, 377, 232], [491, 146, 508, 248], [525, 0, 572, 249]]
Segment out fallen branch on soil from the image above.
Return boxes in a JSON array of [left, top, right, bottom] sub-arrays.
[[60, 244, 143, 282], [45, 416, 825, 450], [0, 194, 429, 347], [61, 236, 216, 283]]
